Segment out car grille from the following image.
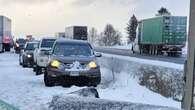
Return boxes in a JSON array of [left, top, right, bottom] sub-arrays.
[[64, 63, 87, 69]]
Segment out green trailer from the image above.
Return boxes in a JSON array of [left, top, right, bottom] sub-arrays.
[[138, 16, 187, 56]]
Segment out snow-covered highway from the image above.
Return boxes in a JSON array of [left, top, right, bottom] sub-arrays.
[[0, 52, 181, 110]]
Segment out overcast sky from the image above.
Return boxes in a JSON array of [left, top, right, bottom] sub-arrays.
[[0, 0, 190, 38]]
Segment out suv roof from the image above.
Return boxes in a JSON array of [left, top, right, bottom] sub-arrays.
[[55, 39, 89, 45], [27, 41, 39, 44], [41, 38, 56, 40]]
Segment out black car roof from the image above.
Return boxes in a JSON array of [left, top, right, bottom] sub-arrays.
[[55, 39, 89, 45]]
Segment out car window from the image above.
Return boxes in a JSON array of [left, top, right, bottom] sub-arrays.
[[25, 43, 38, 50], [53, 43, 93, 57], [17, 39, 26, 44], [40, 39, 55, 48]]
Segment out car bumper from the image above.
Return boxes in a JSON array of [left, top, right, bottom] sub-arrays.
[[47, 67, 101, 85], [37, 56, 49, 67], [23, 56, 34, 67]]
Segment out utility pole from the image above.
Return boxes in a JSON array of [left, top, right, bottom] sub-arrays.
[[183, 0, 195, 109]]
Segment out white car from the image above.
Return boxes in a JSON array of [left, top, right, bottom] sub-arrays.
[[33, 38, 56, 75]]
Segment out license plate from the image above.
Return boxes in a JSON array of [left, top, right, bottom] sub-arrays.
[[70, 71, 80, 76]]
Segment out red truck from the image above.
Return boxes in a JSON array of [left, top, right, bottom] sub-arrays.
[[3, 36, 12, 51], [0, 16, 12, 52]]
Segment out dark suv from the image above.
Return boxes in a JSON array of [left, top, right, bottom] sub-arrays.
[[19, 42, 39, 67], [44, 39, 102, 87], [14, 38, 26, 53]]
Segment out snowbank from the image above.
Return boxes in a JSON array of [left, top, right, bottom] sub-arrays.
[[49, 96, 180, 110], [97, 54, 183, 107], [102, 53, 183, 70]]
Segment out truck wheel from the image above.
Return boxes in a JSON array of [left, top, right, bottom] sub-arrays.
[[6, 48, 10, 52], [44, 73, 54, 87], [4, 44, 10, 52]]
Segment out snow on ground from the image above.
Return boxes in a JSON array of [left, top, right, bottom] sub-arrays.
[[49, 96, 180, 110], [111, 44, 132, 50], [102, 53, 183, 70], [0, 53, 84, 110], [0, 52, 181, 110], [99, 68, 181, 108], [182, 42, 188, 56]]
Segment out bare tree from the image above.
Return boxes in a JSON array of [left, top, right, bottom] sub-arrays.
[[107, 57, 124, 82], [88, 27, 98, 46], [99, 24, 121, 46]]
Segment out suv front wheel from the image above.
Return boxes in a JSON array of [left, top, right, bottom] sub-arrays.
[[44, 72, 55, 87], [35, 65, 42, 75]]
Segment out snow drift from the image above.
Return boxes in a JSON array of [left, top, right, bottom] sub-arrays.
[[98, 54, 184, 101], [49, 96, 180, 110]]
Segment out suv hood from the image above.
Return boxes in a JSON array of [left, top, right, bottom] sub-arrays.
[[51, 55, 96, 64], [25, 50, 34, 53], [40, 48, 51, 51]]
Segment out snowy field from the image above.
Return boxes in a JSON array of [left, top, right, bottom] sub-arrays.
[[0, 52, 181, 110]]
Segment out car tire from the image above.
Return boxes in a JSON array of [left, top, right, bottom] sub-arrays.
[[92, 85, 98, 87], [44, 73, 54, 87], [62, 77, 71, 87], [33, 66, 36, 72], [22, 64, 27, 67], [19, 59, 22, 65], [19, 56, 22, 65], [62, 83, 71, 88], [87, 83, 97, 87], [35, 65, 41, 75], [89, 77, 101, 87], [22, 59, 27, 68]]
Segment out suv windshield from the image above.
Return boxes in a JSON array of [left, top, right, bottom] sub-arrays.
[[17, 39, 26, 44], [40, 39, 55, 48], [25, 43, 38, 50], [53, 43, 93, 57]]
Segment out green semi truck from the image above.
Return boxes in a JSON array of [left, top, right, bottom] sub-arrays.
[[135, 16, 187, 56]]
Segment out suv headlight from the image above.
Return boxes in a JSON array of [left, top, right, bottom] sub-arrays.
[[51, 60, 61, 68], [27, 54, 32, 58], [16, 43, 19, 47], [88, 61, 97, 69]]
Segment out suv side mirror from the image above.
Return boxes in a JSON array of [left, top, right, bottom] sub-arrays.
[[95, 52, 102, 57]]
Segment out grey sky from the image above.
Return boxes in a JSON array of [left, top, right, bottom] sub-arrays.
[[0, 0, 58, 4], [0, 0, 190, 38]]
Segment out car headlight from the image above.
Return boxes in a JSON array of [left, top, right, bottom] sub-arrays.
[[50, 60, 61, 68], [16, 43, 19, 47], [88, 61, 97, 69], [27, 54, 32, 58]]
